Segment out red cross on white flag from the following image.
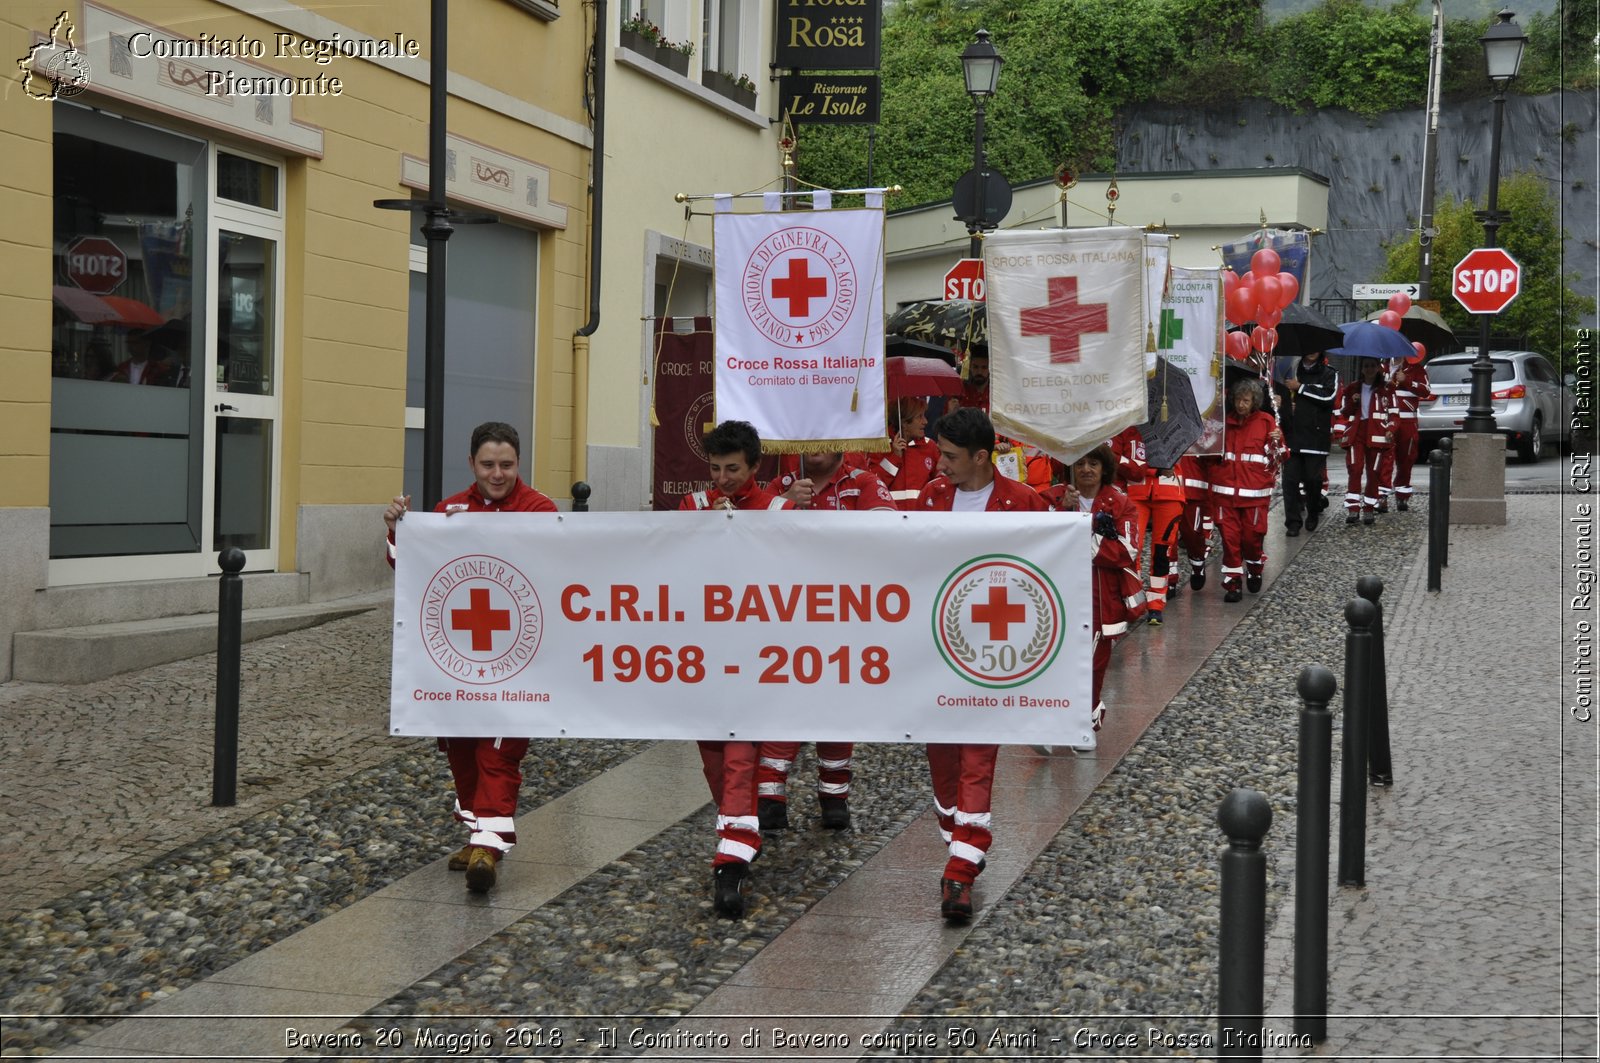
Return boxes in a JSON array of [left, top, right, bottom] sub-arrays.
[[984, 226, 1151, 463]]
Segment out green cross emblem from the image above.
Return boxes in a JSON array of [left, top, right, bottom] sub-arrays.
[[1158, 308, 1184, 349]]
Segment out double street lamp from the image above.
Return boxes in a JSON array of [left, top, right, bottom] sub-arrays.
[[959, 29, 1006, 259], [1462, 8, 1527, 433]]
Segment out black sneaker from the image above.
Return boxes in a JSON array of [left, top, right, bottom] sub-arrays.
[[757, 798, 789, 831], [1305, 511, 1320, 531], [1346, 512, 1360, 525], [1285, 525, 1300, 537], [1246, 574, 1262, 593], [818, 795, 851, 831], [1396, 498, 1409, 512], [1190, 571, 1206, 591], [940, 877, 974, 922], [1223, 588, 1243, 603], [1362, 512, 1376, 526], [712, 861, 752, 919], [1165, 582, 1181, 601], [1146, 613, 1163, 626]]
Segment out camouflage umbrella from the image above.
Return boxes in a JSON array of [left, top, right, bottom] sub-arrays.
[[885, 299, 988, 353]]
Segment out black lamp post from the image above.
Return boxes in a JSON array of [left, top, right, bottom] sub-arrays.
[[960, 29, 1003, 259], [1462, 8, 1526, 434]]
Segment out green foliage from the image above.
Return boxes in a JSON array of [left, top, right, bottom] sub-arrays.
[[1377, 173, 1596, 365], [1263, 0, 1430, 114]]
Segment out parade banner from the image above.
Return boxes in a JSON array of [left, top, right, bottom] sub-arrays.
[[1221, 228, 1312, 299], [713, 207, 887, 452], [650, 318, 715, 510], [985, 227, 1149, 463], [1159, 265, 1226, 455], [1142, 233, 1173, 374], [391, 511, 1094, 746]]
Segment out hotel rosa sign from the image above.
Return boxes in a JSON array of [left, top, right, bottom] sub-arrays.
[[774, 0, 881, 70]]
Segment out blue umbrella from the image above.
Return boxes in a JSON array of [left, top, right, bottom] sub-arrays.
[[1329, 320, 1415, 360]]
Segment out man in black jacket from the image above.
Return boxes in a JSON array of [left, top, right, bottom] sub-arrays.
[[1272, 350, 1340, 535]]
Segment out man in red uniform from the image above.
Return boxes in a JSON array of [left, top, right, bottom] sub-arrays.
[[1110, 426, 1185, 624], [874, 397, 939, 509], [915, 407, 1046, 922], [1333, 358, 1400, 526], [679, 420, 794, 917], [755, 449, 896, 832], [383, 421, 556, 894], [1387, 356, 1432, 512], [955, 349, 990, 412]]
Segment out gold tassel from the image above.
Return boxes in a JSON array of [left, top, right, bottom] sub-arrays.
[[1146, 320, 1157, 353], [850, 387, 858, 412], [649, 404, 660, 428], [1160, 398, 1170, 422]]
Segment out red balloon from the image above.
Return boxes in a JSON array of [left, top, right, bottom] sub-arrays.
[[1223, 270, 1238, 297], [1255, 276, 1282, 317], [1225, 331, 1252, 360], [1258, 308, 1283, 329], [1378, 309, 1403, 330], [1388, 292, 1413, 316], [1226, 287, 1256, 326], [1276, 272, 1300, 308], [1250, 326, 1272, 352], [1409, 341, 1427, 364], [1251, 248, 1281, 276]]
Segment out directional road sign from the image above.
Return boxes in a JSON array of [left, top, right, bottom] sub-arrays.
[[1352, 282, 1420, 300]]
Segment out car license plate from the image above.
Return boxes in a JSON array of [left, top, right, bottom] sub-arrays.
[[1441, 394, 1471, 406]]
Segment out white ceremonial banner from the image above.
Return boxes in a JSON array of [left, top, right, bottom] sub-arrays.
[[391, 511, 1094, 746], [1142, 233, 1173, 375], [712, 208, 887, 451], [985, 227, 1149, 463], [1160, 265, 1226, 454]]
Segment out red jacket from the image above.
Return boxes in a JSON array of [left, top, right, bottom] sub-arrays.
[[1112, 426, 1185, 503], [872, 438, 939, 510], [916, 473, 1047, 513], [1389, 363, 1433, 422], [680, 478, 795, 512], [1208, 410, 1282, 508], [797, 463, 897, 511], [1333, 380, 1400, 450], [1176, 455, 1211, 503], [1070, 487, 1148, 636], [386, 478, 556, 567]]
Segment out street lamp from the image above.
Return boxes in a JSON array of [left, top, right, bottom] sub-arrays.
[[960, 29, 1003, 258], [1462, 8, 1526, 433]]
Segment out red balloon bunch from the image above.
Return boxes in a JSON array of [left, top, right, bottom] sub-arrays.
[[1223, 248, 1300, 359]]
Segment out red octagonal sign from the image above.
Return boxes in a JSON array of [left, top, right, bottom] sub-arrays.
[[1452, 247, 1521, 315], [943, 258, 985, 302], [64, 235, 128, 295]]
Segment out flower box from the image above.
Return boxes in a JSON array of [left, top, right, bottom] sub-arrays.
[[702, 70, 756, 109], [619, 28, 656, 57], [657, 44, 690, 77]]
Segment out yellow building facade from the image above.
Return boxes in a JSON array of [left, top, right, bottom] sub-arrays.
[[0, 0, 593, 680]]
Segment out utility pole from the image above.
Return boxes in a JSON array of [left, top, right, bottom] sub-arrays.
[[1417, 0, 1444, 301]]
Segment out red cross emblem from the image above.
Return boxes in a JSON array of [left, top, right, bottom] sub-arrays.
[[770, 257, 828, 318], [451, 587, 511, 651], [1020, 276, 1109, 364], [970, 585, 1027, 641]]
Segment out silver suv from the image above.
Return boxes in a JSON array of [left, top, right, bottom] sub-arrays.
[[1415, 350, 1576, 462]]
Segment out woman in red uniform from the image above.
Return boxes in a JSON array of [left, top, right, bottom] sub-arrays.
[[1333, 358, 1399, 525], [1208, 381, 1284, 602]]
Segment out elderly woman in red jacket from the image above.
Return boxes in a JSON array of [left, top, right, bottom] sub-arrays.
[[1048, 443, 1146, 737], [1208, 380, 1284, 602]]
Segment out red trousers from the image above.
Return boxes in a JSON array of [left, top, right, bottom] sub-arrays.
[[1132, 498, 1184, 612], [1344, 442, 1388, 512], [1178, 498, 1212, 583], [1092, 630, 1115, 712], [697, 740, 761, 867], [441, 736, 530, 853], [755, 741, 854, 803], [926, 743, 998, 883], [1217, 504, 1267, 591], [1391, 423, 1421, 498]]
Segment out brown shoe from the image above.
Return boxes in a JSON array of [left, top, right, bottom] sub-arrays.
[[464, 846, 499, 893], [447, 844, 472, 871]]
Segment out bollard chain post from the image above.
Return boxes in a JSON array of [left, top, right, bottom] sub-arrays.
[[1338, 599, 1376, 887], [1438, 436, 1452, 566], [1294, 665, 1337, 1043], [212, 548, 246, 807], [1218, 787, 1272, 1058], [571, 481, 591, 512], [1427, 450, 1445, 591], [1357, 577, 1393, 787]]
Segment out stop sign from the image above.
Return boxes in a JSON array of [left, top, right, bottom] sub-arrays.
[[1452, 247, 1521, 314], [943, 258, 985, 301], [64, 236, 128, 295]]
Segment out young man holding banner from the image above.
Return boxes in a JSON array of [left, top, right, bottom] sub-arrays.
[[382, 422, 556, 895], [915, 407, 1046, 921], [680, 421, 794, 918]]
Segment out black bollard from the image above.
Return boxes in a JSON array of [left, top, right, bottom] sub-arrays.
[[1294, 665, 1338, 1044], [571, 481, 591, 512], [1338, 599, 1376, 887], [1438, 436, 1452, 567], [1357, 577, 1393, 787], [212, 547, 246, 807], [1218, 787, 1273, 1059], [1440, 451, 1452, 592]]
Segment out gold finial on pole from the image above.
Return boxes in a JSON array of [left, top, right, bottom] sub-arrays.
[[1106, 177, 1120, 223]]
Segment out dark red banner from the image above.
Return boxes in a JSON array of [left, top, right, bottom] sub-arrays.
[[651, 319, 716, 510]]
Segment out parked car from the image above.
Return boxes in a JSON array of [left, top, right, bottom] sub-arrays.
[[1415, 350, 1576, 462]]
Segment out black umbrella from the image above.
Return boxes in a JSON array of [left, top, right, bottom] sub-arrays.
[[885, 299, 987, 352], [1363, 304, 1456, 355], [1136, 357, 1204, 468]]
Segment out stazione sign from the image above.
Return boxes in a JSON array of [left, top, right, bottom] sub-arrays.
[[779, 74, 879, 124], [774, 0, 880, 70]]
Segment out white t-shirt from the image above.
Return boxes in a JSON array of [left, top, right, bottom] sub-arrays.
[[1361, 382, 1373, 417], [951, 481, 995, 512]]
